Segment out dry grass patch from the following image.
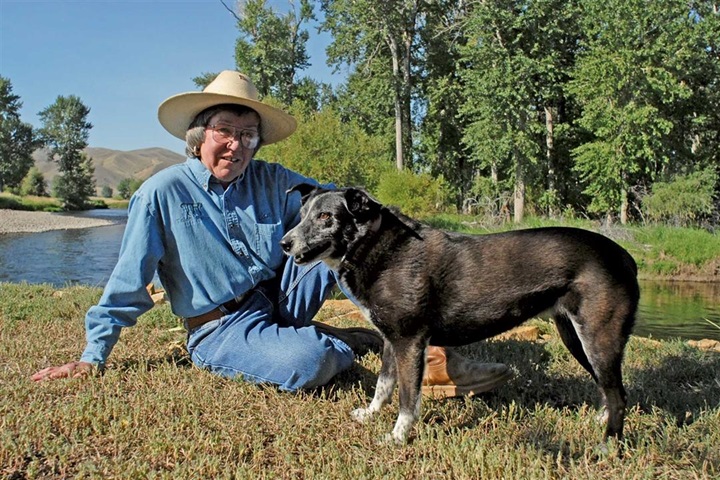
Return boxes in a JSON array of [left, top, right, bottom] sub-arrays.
[[2, 283, 719, 479]]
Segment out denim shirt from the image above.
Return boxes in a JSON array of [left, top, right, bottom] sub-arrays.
[[80, 158, 317, 366]]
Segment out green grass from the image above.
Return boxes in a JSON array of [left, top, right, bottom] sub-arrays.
[[2, 283, 719, 478], [629, 225, 720, 272], [0, 193, 62, 212], [0, 192, 129, 211]]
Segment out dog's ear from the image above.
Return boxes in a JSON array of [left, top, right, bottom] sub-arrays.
[[286, 183, 318, 203], [343, 188, 381, 219]]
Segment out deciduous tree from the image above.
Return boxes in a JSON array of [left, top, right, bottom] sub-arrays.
[[260, 105, 392, 190], [569, 0, 704, 223], [460, 0, 545, 223], [0, 76, 40, 192], [321, 0, 422, 170], [38, 95, 95, 210], [221, 0, 324, 108]]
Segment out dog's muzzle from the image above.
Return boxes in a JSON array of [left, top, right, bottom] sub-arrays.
[[279, 236, 331, 265]]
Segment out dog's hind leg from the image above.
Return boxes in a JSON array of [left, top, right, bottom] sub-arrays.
[[556, 298, 632, 441], [352, 339, 397, 423], [388, 337, 427, 444]]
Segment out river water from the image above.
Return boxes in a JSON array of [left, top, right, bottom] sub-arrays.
[[0, 209, 718, 341]]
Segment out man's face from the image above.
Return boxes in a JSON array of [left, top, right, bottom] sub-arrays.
[[199, 110, 261, 185]]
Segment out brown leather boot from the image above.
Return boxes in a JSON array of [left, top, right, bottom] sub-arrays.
[[311, 321, 384, 356], [422, 346, 512, 399]]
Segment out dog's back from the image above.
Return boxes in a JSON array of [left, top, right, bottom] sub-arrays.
[[352, 221, 638, 347]]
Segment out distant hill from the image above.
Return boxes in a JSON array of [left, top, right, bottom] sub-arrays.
[[33, 147, 185, 195]]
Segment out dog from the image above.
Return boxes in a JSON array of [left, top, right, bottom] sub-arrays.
[[280, 184, 640, 444]]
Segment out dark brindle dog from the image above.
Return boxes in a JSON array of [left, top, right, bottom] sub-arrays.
[[280, 185, 639, 444]]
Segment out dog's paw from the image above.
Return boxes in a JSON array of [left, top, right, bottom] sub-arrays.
[[596, 407, 609, 424], [351, 407, 375, 423], [379, 431, 409, 446]]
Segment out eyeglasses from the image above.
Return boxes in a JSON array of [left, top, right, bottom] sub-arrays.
[[208, 123, 260, 150]]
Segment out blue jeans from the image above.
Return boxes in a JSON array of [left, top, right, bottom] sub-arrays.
[[185, 260, 355, 391]]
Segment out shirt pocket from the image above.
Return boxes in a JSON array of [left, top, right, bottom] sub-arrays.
[[255, 221, 284, 268]]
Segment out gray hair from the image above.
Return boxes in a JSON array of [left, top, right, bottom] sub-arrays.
[[185, 104, 262, 158]]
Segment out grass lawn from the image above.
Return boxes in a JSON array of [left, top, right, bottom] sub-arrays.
[[2, 283, 719, 479], [0, 192, 129, 211]]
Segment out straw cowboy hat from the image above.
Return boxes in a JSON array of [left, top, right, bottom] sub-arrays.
[[158, 70, 297, 145]]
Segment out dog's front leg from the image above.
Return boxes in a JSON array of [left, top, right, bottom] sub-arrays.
[[352, 339, 396, 423], [389, 338, 426, 444]]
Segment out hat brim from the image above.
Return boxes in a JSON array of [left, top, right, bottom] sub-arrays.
[[158, 92, 297, 145]]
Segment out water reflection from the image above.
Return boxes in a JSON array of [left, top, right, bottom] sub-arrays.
[[0, 210, 718, 341], [636, 280, 720, 341]]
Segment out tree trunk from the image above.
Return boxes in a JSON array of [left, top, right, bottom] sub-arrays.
[[401, 23, 413, 169], [514, 156, 525, 223], [389, 37, 405, 171], [544, 105, 557, 217]]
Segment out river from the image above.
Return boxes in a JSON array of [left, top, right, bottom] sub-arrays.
[[0, 209, 718, 341]]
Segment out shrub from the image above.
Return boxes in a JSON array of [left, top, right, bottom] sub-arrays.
[[117, 178, 143, 200], [643, 169, 718, 226], [374, 169, 448, 218], [260, 106, 393, 192], [19, 167, 48, 197]]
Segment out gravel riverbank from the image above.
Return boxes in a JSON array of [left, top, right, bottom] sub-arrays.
[[0, 209, 115, 234]]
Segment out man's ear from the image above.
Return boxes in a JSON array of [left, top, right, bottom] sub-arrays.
[[343, 188, 381, 219], [286, 183, 319, 203]]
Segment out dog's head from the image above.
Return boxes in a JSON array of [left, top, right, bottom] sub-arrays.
[[280, 184, 382, 268]]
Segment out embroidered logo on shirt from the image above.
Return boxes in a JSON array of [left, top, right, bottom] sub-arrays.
[[180, 203, 204, 221]]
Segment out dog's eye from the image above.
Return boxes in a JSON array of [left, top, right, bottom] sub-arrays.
[[318, 212, 332, 222]]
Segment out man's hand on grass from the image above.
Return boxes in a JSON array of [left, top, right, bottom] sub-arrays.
[[31, 361, 95, 382]]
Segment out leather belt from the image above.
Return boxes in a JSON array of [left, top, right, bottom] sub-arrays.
[[183, 292, 250, 331]]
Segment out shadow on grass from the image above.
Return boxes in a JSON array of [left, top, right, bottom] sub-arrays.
[[628, 351, 720, 424], [108, 329, 719, 458], [326, 337, 720, 455], [111, 346, 193, 374]]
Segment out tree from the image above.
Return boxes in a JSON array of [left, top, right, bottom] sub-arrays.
[[321, 0, 422, 170], [19, 167, 48, 197], [459, 1, 544, 223], [221, 0, 324, 108], [0, 76, 40, 192], [569, 0, 702, 223], [116, 177, 143, 200], [415, 0, 473, 209], [662, 1, 720, 175], [116, 178, 133, 199], [37, 95, 95, 210], [642, 168, 718, 226]]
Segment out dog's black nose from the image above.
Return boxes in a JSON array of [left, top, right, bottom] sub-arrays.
[[280, 238, 292, 253]]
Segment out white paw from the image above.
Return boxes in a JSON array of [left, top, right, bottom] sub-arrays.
[[596, 407, 609, 424], [351, 407, 375, 423], [380, 431, 408, 445]]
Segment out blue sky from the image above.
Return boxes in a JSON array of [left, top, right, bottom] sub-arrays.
[[0, 0, 340, 155]]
